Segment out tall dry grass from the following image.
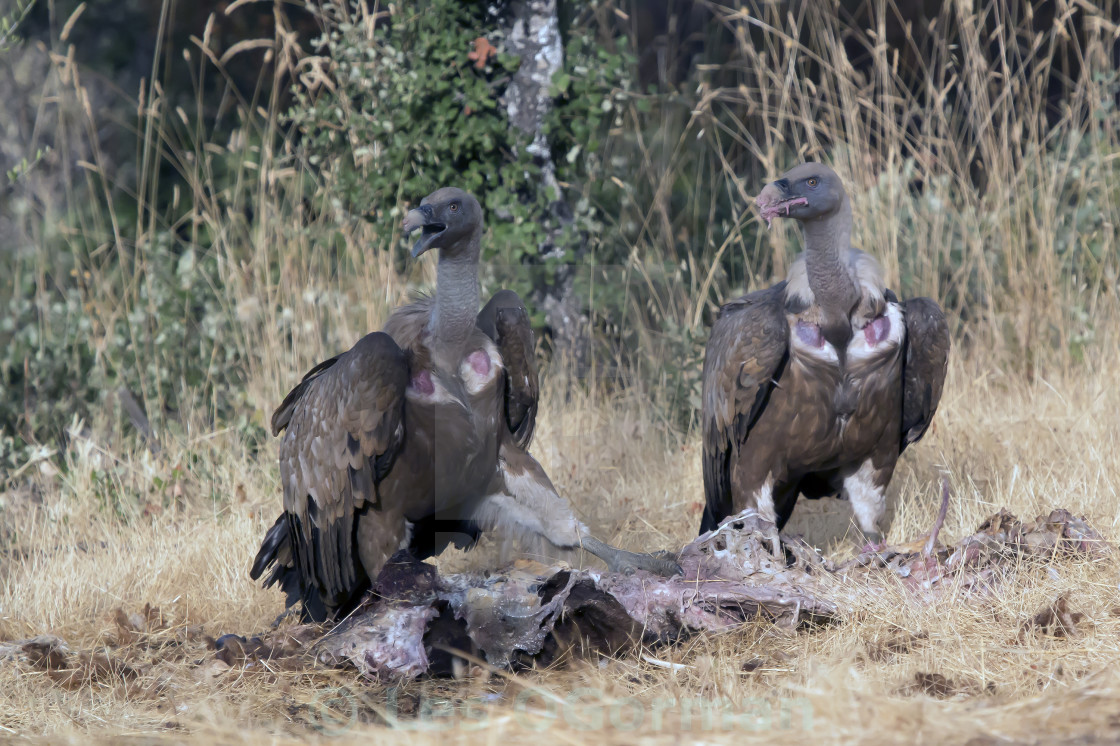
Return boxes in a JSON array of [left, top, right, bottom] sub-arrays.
[[600, 0, 1119, 388], [2, 0, 1120, 741]]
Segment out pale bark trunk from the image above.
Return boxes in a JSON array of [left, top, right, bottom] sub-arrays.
[[502, 0, 589, 370]]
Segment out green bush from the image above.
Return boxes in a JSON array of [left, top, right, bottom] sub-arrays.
[[0, 224, 251, 445], [289, 1, 552, 297]]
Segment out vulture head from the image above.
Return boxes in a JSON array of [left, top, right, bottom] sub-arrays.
[[402, 187, 484, 258], [754, 162, 847, 228]]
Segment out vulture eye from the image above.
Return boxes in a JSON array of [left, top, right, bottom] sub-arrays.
[[807, 177, 819, 187], [449, 203, 459, 212]]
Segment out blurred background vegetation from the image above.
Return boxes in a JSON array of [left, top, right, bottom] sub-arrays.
[[1, 0, 1118, 473]]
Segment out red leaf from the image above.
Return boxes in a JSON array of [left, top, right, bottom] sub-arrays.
[[467, 37, 497, 70]]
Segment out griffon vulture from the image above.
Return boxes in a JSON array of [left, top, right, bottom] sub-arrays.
[[251, 187, 680, 622], [700, 164, 950, 545]]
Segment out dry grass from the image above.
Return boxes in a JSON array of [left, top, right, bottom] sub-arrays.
[[3, 349, 1120, 744], [4, 0, 1120, 742], [601, 0, 1119, 389]]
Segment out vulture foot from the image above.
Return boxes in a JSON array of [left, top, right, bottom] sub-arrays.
[[580, 537, 683, 577], [859, 530, 884, 554]]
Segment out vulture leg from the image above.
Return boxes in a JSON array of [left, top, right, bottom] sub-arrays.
[[578, 536, 684, 577], [482, 443, 585, 546], [842, 459, 891, 547], [481, 444, 683, 576]]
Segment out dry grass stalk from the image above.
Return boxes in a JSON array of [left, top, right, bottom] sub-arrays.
[[2, 0, 1119, 741]]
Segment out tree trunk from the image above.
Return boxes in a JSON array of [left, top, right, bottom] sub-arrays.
[[502, 0, 589, 371]]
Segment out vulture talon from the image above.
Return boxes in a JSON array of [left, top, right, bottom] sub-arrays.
[[649, 549, 685, 577], [611, 552, 683, 578]]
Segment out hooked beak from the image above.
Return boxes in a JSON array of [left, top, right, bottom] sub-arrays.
[[402, 204, 445, 257], [754, 179, 808, 229]]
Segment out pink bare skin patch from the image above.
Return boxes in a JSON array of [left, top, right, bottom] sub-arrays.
[[863, 315, 891, 346], [468, 349, 491, 376], [410, 369, 435, 396], [795, 321, 824, 348]]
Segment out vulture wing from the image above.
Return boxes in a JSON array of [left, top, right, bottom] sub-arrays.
[[701, 283, 790, 532], [898, 296, 950, 450], [270, 354, 343, 437], [250, 332, 409, 615], [478, 290, 539, 449]]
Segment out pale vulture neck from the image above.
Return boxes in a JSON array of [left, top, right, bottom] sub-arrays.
[[801, 193, 859, 326], [430, 232, 481, 368]]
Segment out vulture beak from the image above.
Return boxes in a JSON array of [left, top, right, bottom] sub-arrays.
[[754, 179, 808, 229], [402, 204, 446, 257]]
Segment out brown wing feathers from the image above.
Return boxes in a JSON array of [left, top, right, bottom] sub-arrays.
[[478, 290, 539, 449], [900, 297, 950, 450], [270, 354, 342, 437], [700, 284, 790, 532], [251, 332, 408, 614]]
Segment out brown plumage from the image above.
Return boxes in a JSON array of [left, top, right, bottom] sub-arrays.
[[700, 163, 950, 545], [476, 289, 538, 448], [252, 187, 679, 622]]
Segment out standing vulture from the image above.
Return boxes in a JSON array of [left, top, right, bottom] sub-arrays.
[[251, 187, 679, 622], [700, 164, 950, 545]]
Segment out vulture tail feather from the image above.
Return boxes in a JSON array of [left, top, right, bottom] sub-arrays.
[[250, 514, 330, 622], [249, 514, 287, 581]]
